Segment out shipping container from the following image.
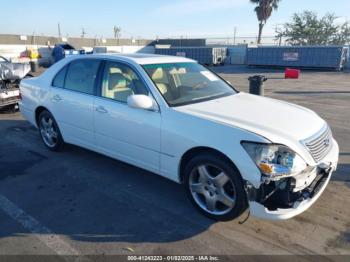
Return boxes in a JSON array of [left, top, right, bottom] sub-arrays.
[[155, 47, 227, 66], [246, 46, 349, 70]]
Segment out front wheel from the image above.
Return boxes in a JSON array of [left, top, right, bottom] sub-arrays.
[[184, 153, 248, 221], [38, 110, 64, 151]]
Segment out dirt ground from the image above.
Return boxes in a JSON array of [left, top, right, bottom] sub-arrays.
[[0, 65, 349, 259]]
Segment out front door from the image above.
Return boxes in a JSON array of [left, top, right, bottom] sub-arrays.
[[94, 60, 161, 173]]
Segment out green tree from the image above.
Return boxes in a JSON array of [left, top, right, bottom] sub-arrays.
[[329, 21, 350, 45], [250, 0, 281, 44], [277, 11, 350, 45]]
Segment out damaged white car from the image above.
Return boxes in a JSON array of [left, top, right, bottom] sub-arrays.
[[19, 54, 339, 221], [1, 56, 31, 109]]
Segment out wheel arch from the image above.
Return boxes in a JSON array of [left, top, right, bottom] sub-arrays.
[[35, 106, 53, 127], [178, 146, 242, 184]]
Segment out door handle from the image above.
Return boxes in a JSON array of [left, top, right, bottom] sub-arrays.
[[52, 94, 63, 102], [96, 106, 108, 114]]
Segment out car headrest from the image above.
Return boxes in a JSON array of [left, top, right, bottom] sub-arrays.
[[108, 73, 127, 90], [151, 68, 164, 81]]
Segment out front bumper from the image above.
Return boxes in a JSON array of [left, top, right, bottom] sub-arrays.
[[248, 139, 339, 221], [0, 88, 20, 108]]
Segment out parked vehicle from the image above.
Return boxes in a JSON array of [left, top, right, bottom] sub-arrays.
[[0, 56, 31, 109], [52, 43, 85, 63], [92, 46, 108, 54], [19, 54, 339, 221]]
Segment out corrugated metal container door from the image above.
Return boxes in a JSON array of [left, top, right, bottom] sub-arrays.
[[227, 46, 247, 65]]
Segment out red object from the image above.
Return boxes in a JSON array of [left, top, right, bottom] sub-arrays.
[[285, 68, 300, 79], [19, 50, 29, 58]]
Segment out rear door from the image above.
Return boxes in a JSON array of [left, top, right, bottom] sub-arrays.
[[50, 58, 101, 148]]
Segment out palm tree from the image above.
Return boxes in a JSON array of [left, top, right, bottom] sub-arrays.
[[250, 0, 281, 44]]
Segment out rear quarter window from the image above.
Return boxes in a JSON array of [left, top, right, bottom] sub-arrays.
[[52, 66, 68, 88]]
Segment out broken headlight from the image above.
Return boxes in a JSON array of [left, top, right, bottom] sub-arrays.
[[242, 142, 307, 181]]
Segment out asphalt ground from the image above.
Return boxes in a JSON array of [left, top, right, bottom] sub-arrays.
[[0, 65, 349, 260]]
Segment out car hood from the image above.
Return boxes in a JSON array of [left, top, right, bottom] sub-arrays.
[[175, 92, 325, 159]]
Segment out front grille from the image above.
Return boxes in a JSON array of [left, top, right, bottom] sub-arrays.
[[303, 125, 333, 163]]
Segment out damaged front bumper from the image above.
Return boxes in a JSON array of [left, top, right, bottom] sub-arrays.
[[247, 139, 339, 221], [0, 88, 20, 108]]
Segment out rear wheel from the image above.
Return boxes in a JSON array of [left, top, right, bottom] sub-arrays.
[[38, 110, 64, 151], [184, 153, 248, 221]]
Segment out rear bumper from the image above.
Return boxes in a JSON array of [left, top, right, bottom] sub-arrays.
[[19, 102, 37, 127], [249, 139, 339, 221]]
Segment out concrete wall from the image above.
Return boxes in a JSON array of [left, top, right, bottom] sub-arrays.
[[0, 44, 156, 67], [0, 34, 155, 48], [0, 44, 50, 61], [0, 34, 157, 67], [155, 39, 206, 47]]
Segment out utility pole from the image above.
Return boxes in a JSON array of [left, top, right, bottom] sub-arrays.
[[81, 27, 86, 38], [95, 35, 98, 46], [114, 26, 121, 45], [58, 23, 61, 38], [233, 27, 237, 45], [32, 31, 36, 45]]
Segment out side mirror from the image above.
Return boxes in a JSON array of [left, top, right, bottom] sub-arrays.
[[127, 95, 158, 111]]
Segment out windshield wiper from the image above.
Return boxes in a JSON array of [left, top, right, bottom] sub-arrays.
[[191, 92, 227, 101]]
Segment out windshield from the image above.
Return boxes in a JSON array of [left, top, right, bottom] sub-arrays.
[[143, 63, 237, 107]]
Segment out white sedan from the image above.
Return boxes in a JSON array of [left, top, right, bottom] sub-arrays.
[[19, 54, 339, 221]]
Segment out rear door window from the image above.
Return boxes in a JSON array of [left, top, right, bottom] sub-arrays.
[[64, 59, 101, 95]]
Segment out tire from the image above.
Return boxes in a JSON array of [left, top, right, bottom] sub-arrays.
[[24, 73, 34, 78], [38, 110, 64, 151], [184, 152, 248, 221]]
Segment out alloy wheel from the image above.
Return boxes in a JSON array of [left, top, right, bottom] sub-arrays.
[[39, 116, 58, 148], [189, 164, 236, 215]]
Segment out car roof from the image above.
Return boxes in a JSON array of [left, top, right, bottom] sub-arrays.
[[84, 53, 196, 65]]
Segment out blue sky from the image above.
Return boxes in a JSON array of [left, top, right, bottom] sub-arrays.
[[1, 0, 349, 39]]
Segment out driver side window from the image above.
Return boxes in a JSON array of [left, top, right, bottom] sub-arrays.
[[101, 62, 149, 103]]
